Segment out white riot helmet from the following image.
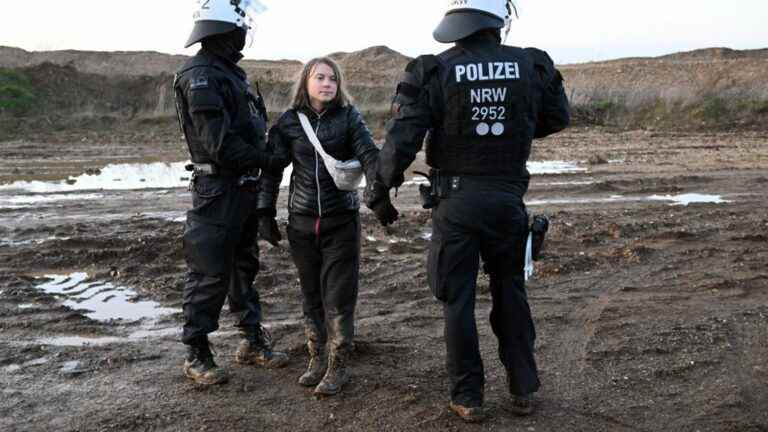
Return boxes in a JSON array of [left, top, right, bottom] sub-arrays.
[[185, 0, 267, 48], [433, 0, 519, 44]]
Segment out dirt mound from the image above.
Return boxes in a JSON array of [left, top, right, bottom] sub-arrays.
[[330, 45, 410, 86], [0, 46, 190, 77], [0, 62, 174, 131], [2, 44, 768, 143], [561, 56, 768, 106], [0, 46, 304, 81], [658, 47, 768, 61]]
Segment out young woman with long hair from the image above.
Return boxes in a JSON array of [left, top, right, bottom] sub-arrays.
[[260, 57, 387, 395]]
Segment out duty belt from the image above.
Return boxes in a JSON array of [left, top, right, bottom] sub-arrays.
[[186, 163, 262, 189], [416, 168, 528, 209], [185, 163, 240, 177]]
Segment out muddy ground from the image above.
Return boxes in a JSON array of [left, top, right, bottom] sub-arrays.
[[1, 128, 767, 431]]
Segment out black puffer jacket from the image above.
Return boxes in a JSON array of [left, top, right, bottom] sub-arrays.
[[263, 104, 379, 217]]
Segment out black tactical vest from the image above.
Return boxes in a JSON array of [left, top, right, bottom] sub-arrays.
[[173, 50, 268, 166], [427, 43, 539, 176]]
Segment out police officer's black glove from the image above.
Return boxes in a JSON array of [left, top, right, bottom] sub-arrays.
[[364, 180, 399, 227], [258, 216, 282, 247]]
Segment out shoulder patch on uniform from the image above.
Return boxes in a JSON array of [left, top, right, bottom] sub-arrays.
[[190, 76, 209, 90]]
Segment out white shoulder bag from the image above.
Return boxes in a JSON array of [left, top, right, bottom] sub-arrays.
[[297, 111, 364, 191]]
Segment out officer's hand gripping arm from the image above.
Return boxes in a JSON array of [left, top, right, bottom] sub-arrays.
[[364, 178, 399, 227], [257, 215, 282, 247]]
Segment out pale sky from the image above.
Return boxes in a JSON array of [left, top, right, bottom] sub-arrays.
[[1, 1, 766, 64]]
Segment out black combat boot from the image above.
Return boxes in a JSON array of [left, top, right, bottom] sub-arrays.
[[314, 350, 349, 396], [183, 337, 228, 385], [507, 373, 535, 416], [298, 340, 326, 387], [235, 325, 289, 368]]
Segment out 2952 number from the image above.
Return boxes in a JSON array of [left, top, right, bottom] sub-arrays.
[[471, 106, 506, 121]]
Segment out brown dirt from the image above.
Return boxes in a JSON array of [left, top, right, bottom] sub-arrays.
[[1, 128, 767, 431]]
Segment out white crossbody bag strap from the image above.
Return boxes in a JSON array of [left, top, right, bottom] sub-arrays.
[[297, 112, 334, 165]]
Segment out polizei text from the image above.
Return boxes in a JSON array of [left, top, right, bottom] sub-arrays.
[[455, 62, 520, 83]]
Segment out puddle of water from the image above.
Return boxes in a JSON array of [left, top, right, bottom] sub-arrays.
[[4, 357, 52, 373], [0, 162, 190, 193], [60, 361, 83, 374], [36, 336, 127, 347], [0, 236, 71, 248], [402, 177, 430, 186], [141, 211, 186, 223], [539, 180, 596, 186], [647, 193, 729, 206], [0, 193, 104, 209], [29, 317, 300, 347], [279, 160, 586, 189], [262, 318, 302, 330], [528, 161, 587, 175], [35, 324, 181, 347], [35, 326, 239, 347], [35, 273, 179, 323], [18, 304, 36, 309], [24, 357, 50, 367], [400, 161, 587, 186], [527, 193, 730, 207], [4, 365, 22, 373], [128, 326, 180, 339]]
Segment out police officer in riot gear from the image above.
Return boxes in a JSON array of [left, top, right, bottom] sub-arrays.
[[366, 0, 570, 422], [174, 0, 288, 386]]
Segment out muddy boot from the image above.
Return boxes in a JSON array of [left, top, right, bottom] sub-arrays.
[[183, 338, 228, 385], [298, 341, 326, 387], [235, 325, 289, 368], [314, 350, 349, 396], [507, 393, 535, 416], [506, 373, 535, 416], [449, 402, 485, 423]]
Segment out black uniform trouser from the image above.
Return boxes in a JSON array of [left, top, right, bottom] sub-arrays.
[[287, 213, 360, 355], [428, 178, 540, 406], [182, 175, 263, 344]]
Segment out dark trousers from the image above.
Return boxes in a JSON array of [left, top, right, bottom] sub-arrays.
[[182, 176, 263, 344], [428, 178, 540, 406], [287, 213, 360, 354]]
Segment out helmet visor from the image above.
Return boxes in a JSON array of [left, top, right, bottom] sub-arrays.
[[235, 0, 267, 46]]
